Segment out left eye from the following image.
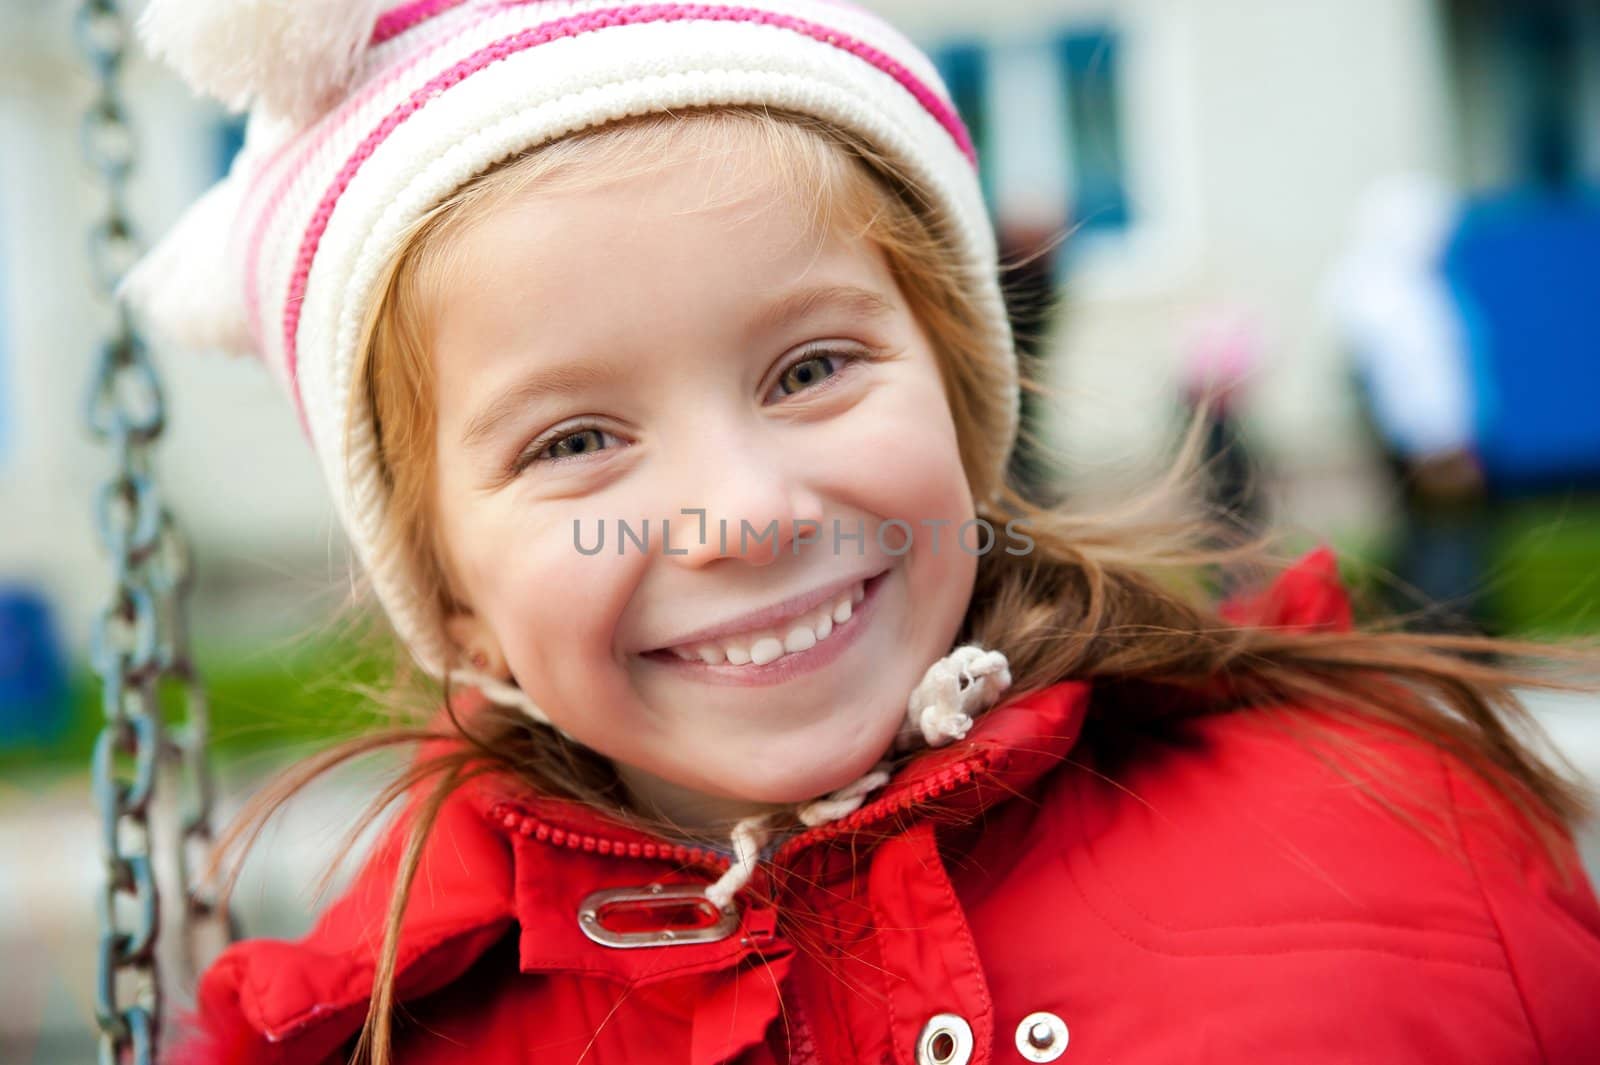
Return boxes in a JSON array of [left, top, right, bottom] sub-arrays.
[[773, 352, 848, 398]]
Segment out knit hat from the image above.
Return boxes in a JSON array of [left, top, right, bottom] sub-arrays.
[[123, 0, 1017, 684]]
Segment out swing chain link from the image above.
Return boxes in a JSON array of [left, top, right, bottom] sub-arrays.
[[78, 2, 233, 1062]]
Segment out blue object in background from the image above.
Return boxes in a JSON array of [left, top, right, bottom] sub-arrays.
[[1057, 30, 1130, 233], [1444, 189, 1600, 494], [0, 585, 70, 747], [931, 41, 993, 211], [216, 114, 247, 179]]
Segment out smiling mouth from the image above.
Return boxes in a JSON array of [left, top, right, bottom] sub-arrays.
[[643, 571, 885, 669]]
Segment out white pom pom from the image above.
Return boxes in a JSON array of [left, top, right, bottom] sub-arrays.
[[136, 0, 388, 125], [118, 175, 255, 357]]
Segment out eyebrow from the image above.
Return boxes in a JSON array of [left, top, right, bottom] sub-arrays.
[[461, 360, 625, 448], [459, 282, 896, 448], [746, 282, 896, 337]]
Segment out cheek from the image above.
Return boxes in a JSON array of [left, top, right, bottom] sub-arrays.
[[451, 503, 642, 687], [861, 366, 978, 626], [839, 369, 972, 527]]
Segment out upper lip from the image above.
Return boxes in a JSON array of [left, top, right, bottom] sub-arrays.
[[643, 568, 887, 653]]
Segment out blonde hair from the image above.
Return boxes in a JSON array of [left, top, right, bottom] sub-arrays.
[[214, 106, 1590, 1065]]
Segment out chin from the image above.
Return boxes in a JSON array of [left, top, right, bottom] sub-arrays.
[[730, 725, 901, 805]]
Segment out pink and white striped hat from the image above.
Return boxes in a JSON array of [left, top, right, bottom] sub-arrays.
[[123, 0, 1016, 679]]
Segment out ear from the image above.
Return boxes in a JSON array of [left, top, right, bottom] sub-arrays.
[[444, 612, 510, 679]]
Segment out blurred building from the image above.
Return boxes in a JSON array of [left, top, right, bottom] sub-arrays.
[[2, 0, 1597, 663], [1, 1, 349, 668]]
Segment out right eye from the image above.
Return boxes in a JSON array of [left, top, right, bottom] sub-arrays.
[[514, 425, 622, 473]]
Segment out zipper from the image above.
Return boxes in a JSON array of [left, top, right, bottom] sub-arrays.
[[488, 805, 735, 871], [488, 749, 995, 870], [771, 755, 988, 864]]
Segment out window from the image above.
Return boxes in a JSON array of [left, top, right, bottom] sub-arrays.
[[932, 41, 994, 208], [1057, 31, 1131, 233], [930, 30, 1132, 238], [1444, 0, 1599, 190]]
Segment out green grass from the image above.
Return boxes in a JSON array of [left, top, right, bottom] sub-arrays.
[[1, 631, 401, 775], [1486, 497, 1600, 637], [1309, 496, 1600, 638]]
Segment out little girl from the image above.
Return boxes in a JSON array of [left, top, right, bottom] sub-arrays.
[[126, 2, 1600, 1063]]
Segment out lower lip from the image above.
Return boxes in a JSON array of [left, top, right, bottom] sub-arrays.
[[640, 570, 890, 687]]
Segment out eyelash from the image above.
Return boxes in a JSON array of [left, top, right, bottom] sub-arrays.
[[510, 347, 868, 475]]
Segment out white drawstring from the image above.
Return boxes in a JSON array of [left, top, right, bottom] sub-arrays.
[[704, 814, 773, 911], [701, 644, 1012, 910], [701, 762, 895, 909], [797, 764, 893, 826]]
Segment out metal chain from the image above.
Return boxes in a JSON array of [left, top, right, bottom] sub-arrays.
[[78, 3, 233, 1062]]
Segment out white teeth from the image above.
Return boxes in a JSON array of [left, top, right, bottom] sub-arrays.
[[749, 636, 785, 666], [784, 624, 816, 653], [664, 578, 868, 666]]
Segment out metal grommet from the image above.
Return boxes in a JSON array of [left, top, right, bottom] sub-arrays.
[[576, 884, 738, 949], [916, 1013, 974, 1065], [1014, 1011, 1069, 1062]]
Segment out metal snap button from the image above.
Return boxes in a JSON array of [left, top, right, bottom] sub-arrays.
[[916, 1013, 974, 1065], [1014, 1011, 1068, 1061]]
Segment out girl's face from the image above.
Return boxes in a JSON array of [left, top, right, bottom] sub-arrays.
[[430, 130, 978, 826]]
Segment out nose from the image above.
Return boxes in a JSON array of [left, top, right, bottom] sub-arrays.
[[660, 423, 824, 568]]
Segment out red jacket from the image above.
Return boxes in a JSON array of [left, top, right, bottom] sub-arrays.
[[172, 553, 1600, 1063]]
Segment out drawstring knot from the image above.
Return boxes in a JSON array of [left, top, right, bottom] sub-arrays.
[[901, 644, 1013, 749]]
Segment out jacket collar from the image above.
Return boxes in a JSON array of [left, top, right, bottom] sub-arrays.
[[466, 679, 1093, 981], [471, 677, 1091, 852]]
